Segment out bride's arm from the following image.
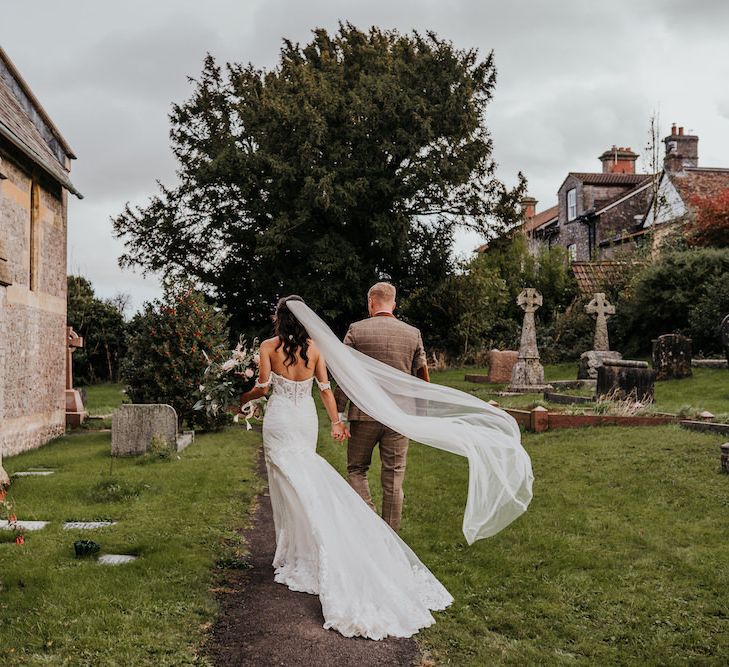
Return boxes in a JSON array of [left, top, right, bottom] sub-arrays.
[[239, 342, 272, 406], [315, 350, 350, 442]]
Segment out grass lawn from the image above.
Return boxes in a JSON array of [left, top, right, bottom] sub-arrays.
[[82, 383, 128, 417], [317, 395, 729, 663], [3, 370, 728, 665], [436, 366, 729, 418], [0, 427, 261, 665]]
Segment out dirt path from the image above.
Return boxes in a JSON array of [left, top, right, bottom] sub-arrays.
[[205, 452, 421, 667]]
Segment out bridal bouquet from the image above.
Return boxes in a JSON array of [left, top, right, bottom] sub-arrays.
[[193, 337, 266, 429]]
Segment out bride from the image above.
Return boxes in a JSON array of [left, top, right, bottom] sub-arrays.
[[238, 295, 533, 640]]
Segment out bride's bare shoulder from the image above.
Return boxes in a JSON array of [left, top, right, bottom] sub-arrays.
[[260, 337, 279, 350]]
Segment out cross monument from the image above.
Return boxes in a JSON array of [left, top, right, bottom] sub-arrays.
[[585, 293, 615, 352]]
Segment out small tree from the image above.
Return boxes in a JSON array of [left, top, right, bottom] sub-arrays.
[[402, 237, 579, 360], [122, 284, 230, 429], [686, 188, 729, 248], [67, 276, 128, 384]]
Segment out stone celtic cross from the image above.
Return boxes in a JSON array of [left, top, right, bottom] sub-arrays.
[[508, 288, 547, 390], [515, 288, 542, 360], [585, 293, 615, 352], [66, 326, 84, 391], [517, 288, 543, 314]]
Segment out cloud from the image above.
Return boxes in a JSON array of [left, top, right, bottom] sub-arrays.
[[2, 0, 729, 311]]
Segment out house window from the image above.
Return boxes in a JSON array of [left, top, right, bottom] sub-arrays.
[[567, 188, 577, 221], [567, 243, 577, 261], [29, 180, 39, 291]]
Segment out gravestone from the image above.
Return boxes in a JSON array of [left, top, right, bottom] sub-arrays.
[[0, 519, 49, 531], [98, 554, 138, 565], [652, 334, 692, 380], [597, 359, 656, 403], [721, 443, 729, 474], [487, 350, 519, 383], [586, 292, 615, 351], [65, 327, 87, 427], [578, 293, 622, 379], [111, 404, 178, 457], [722, 314, 729, 366], [64, 521, 116, 530], [508, 289, 552, 392], [12, 471, 55, 477]]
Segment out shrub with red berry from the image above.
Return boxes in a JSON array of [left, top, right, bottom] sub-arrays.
[[122, 283, 230, 429]]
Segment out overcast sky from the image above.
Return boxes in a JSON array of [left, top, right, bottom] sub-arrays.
[[3, 0, 729, 314]]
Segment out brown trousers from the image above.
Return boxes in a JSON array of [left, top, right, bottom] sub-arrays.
[[347, 420, 409, 532]]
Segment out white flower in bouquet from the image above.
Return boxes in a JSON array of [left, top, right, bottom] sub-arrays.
[[193, 336, 267, 423]]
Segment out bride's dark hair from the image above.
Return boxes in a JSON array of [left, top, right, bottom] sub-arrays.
[[274, 295, 310, 367]]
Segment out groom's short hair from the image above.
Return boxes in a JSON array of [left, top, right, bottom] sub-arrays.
[[368, 282, 396, 304]]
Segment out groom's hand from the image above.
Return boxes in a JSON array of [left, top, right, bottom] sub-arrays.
[[331, 421, 350, 442]]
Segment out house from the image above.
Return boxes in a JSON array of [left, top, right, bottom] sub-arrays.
[[0, 46, 81, 485], [520, 125, 729, 267], [642, 125, 729, 243], [526, 146, 653, 261]]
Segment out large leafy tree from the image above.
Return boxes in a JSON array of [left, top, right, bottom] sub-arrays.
[[113, 24, 524, 334]]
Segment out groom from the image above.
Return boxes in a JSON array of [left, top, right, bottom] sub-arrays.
[[335, 282, 430, 532]]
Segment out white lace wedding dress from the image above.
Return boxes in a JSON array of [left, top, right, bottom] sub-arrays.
[[261, 370, 453, 640]]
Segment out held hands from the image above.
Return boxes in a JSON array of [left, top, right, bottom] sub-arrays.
[[331, 420, 350, 442]]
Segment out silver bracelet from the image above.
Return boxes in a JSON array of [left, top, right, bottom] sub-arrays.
[[332, 419, 343, 426]]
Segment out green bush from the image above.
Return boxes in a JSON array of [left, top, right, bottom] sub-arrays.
[[122, 284, 230, 429], [618, 248, 729, 355], [540, 298, 594, 364], [688, 273, 729, 354], [402, 235, 579, 360]]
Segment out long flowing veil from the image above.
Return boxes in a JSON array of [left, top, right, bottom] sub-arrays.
[[287, 301, 534, 544]]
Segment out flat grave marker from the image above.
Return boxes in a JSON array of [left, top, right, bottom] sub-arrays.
[[63, 521, 117, 530], [98, 554, 138, 565], [0, 519, 49, 531]]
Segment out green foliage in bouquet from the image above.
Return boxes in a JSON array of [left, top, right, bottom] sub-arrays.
[[122, 283, 230, 430], [194, 337, 266, 428]]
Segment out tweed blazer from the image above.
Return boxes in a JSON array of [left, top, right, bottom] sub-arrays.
[[334, 315, 427, 422]]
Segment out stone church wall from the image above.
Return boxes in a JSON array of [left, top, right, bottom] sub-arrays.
[[0, 151, 67, 459]]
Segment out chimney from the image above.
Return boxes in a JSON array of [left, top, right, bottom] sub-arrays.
[[520, 196, 538, 219], [598, 145, 638, 174], [663, 123, 698, 172]]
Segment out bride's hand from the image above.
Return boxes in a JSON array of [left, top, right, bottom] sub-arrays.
[[331, 421, 349, 442]]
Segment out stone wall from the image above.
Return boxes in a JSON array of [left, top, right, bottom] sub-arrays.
[[0, 146, 67, 459], [551, 176, 650, 261], [555, 176, 592, 261], [596, 188, 653, 256]]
